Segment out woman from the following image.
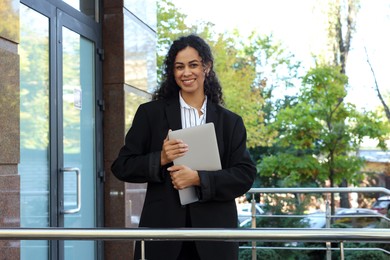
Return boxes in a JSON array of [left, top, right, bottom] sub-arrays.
[[111, 34, 256, 260]]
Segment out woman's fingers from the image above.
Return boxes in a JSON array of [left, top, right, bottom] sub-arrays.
[[161, 136, 188, 165], [166, 139, 188, 159], [168, 165, 199, 190]]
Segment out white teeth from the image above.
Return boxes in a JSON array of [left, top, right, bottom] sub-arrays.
[[183, 79, 195, 83]]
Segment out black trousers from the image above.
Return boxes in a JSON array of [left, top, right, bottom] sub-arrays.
[[177, 241, 200, 260], [177, 206, 201, 260]]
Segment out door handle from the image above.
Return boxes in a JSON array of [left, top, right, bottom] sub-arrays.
[[61, 167, 81, 214]]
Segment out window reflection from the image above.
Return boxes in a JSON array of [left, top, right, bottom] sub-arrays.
[[124, 10, 157, 93], [62, 27, 82, 155], [19, 4, 50, 259], [0, 0, 19, 42], [124, 87, 151, 132]]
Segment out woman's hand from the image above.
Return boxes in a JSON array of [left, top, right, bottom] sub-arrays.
[[160, 131, 188, 166], [168, 165, 200, 190]]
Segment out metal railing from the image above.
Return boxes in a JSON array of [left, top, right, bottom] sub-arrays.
[[1, 227, 389, 241], [242, 187, 390, 260], [0, 228, 390, 260]]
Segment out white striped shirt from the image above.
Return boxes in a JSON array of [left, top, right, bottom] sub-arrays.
[[179, 92, 207, 129]]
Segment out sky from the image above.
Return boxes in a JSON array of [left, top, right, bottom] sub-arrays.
[[170, 0, 390, 112]]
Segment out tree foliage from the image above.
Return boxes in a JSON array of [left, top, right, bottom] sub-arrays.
[[211, 33, 270, 148], [241, 33, 302, 148], [259, 65, 389, 191]]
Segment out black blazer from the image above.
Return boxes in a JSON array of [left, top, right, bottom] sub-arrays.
[[111, 96, 256, 260]]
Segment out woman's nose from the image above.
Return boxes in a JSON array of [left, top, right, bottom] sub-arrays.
[[183, 66, 192, 76]]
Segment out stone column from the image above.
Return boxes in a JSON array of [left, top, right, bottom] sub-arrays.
[[103, 0, 133, 259], [0, 0, 21, 259]]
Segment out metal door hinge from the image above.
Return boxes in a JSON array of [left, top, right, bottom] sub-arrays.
[[98, 99, 105, 111], [97, 48, 104, 61], [98, 170, 106, 182]]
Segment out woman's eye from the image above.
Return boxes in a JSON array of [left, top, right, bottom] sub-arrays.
[[190, 63, 199, 68], [175, 66, 184, 70]]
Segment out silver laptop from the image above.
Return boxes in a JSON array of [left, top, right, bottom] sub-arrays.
[[168, 123, 221, 205]]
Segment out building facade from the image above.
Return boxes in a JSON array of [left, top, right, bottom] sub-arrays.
[[0, 0, 155, 259]]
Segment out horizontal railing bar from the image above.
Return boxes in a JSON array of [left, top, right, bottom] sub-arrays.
[[0, 228, 389, 242], [239, 214, 386, 219], [239, 246, 390, 254], [248, 187, 390, 195]]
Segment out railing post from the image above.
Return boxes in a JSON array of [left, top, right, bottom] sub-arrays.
[[340, 241, 345, 260], [325, 200, 331, 228], [251, 193, 257, 260], [325, 200, 332, 260], [251, 194, 256, 228], [140, 240, 146, 260]]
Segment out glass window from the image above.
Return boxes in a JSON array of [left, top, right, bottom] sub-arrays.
[[124, 11, 157, 93], [124, 0, 157, 30], [19, 4, 50, 259]]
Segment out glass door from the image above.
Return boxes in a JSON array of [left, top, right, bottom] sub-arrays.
[[59, 24, 96, 260]]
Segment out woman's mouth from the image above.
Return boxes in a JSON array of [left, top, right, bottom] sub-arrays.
[[182, 79, 195, 86]]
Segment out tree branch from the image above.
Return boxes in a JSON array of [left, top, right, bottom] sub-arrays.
[[364, 46, 390, 121]]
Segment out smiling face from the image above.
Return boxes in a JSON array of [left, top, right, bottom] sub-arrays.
[[173, 46, 210, 99]]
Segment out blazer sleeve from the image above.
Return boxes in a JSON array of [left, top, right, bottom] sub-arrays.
[[111, 104, 164, 183], [197, 116, 256, 201]]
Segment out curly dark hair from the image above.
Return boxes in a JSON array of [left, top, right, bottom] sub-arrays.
[[152, 34, 224, 104]]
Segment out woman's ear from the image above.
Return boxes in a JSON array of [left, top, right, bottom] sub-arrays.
[[204, 62, 212, 75]]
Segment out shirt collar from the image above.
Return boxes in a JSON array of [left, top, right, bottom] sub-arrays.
[[179, 91, 207, 113]]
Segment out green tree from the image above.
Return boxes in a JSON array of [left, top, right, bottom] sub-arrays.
[[241, 33, 302, 152], [210, 32, 271, 148], [258, 65, 389, 213]]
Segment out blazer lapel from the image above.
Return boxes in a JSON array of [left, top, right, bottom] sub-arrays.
[[165, 97, 182, 130], [206, 102, 224, 158], [206, 101, 220, 125]]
